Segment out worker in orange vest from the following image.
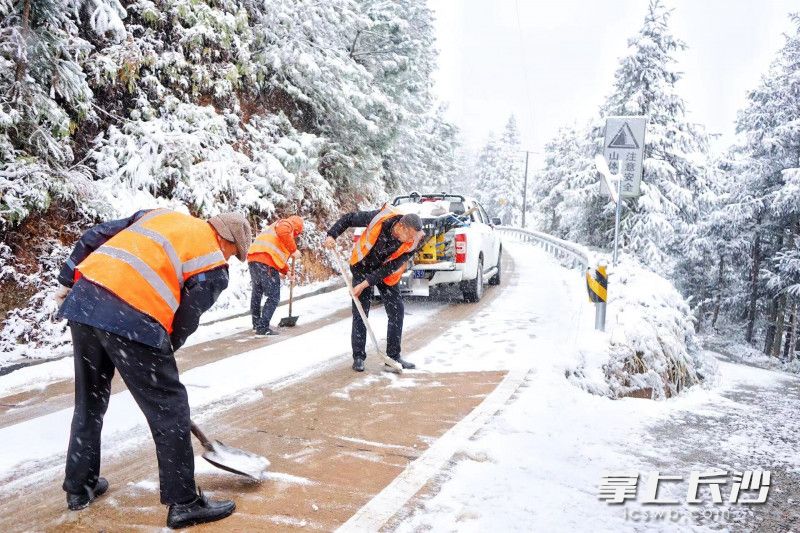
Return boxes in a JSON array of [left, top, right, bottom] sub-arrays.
[[247, 216, 304, 335], [324, 205, 425, 372], [54, 209, 251, 529]]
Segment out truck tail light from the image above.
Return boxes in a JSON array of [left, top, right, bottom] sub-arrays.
[[455, 233, 467, 263]]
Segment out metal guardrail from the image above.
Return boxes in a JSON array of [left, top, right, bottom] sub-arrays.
[[496, 226, 607, 331], [496, 226, 594, 270]]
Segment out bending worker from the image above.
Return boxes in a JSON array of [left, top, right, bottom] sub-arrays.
[[55, 208, 251, 529], [247, 216, 304, 335], [324, 204, 425, 372]]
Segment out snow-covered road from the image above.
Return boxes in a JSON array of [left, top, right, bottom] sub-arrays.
[[373, 243, 800, 532], [0, 242, 796, 532]]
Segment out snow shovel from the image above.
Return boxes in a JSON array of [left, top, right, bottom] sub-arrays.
[[278, 258, 299, 327], [331, 252, 403, 373], [190, 421, 270, 481]]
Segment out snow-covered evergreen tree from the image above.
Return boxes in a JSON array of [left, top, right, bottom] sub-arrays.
[[0, 0, 460, 364], [474, 116, 524, 225], [351, 0, 462, 196], [666, 12, 800, 355], [0, 0, 126, 230], [673, 147, 753, 330], [597, 0, 709, 271], [724, 13, 800, 352], [530, 124, 603, 240]]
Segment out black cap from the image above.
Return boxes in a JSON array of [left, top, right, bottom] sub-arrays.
[[398, 213, 423, 231]]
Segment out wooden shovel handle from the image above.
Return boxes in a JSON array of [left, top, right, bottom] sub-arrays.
[[288, 258, 295, 316], [190, 421, 214, 451]]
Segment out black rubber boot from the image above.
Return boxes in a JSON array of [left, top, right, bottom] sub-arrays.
[[67, 477, 109, 511], [167, 490, 235, 529], [352, 358, 366, 372]]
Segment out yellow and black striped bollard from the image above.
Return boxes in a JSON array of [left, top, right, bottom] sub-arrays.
[[586, 263, 607, 331]]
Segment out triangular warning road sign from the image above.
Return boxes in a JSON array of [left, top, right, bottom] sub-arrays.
[[607, 123, 639, 149]]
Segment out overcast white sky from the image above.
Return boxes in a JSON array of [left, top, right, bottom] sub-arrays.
[[428, 0, 797, 165]]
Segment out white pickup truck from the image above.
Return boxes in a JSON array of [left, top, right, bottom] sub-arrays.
[[355, 193, 503, 302]]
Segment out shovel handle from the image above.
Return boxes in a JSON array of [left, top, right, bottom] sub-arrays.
[[190, 420, 214, 451], [332, 253, 382, 355], [288, 258, 295, 316]]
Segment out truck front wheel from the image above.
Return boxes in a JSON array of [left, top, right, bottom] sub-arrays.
[[461, 256, 483, 303]]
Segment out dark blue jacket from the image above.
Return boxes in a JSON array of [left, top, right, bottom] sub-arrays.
[[327, 209, 420, 287], [57, 210, 229, 354]]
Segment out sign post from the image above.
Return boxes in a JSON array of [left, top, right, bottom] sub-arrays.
[[601, 116, 646, 265], [613, 168, 623, 265]]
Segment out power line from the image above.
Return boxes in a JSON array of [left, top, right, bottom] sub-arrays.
[[513, 0, 537, 151], [518, 149, 541, 228]]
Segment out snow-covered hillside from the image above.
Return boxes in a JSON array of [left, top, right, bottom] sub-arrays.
[[0, 0, 463, 366]]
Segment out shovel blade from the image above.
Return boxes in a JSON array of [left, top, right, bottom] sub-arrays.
[[382, 364, 402, 374], [377, 350, 403, 373], [278, 315, 299, 327], [201, 440, 270, 481]]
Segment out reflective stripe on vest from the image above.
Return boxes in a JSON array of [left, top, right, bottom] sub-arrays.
[[94, 246, 180, 313], [77, 210, 227, 333], [350, 205, 415, 286], [350, 205, 398, 264], [248, 225, 291, 270], [126, 224, 184, 288], [183, 250, 228, 275]]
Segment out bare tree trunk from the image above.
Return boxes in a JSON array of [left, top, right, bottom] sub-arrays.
[[14, 0, 31, 84], [772, 293, 787, 357], [348, 30, 361, 59], [746, 232, 761, 343], [796, 324, 800, 356], [764, 297, 777, 354], [711, 254, 724, 330], [784, 300, 797, 360]]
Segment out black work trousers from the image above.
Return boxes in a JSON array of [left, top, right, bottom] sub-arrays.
[[249, 262, 281, 330], [350, 269, 404, 361], [62, 322, 196, 504]]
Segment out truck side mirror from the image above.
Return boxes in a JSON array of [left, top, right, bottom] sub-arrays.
[[491, 217, 501, 226]]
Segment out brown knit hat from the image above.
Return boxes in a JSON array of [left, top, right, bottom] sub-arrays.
[[208, 212, 252, 261]]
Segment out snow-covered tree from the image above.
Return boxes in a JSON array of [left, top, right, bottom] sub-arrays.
[[393, 105, 463, 194], [727, 13, 800, 353], [530, 124, 604, 240], [0, 0, 460, 363], [597, 0, 709, 272], [0, 0, 126, 230], [474, 116, 525, 225], [673, 147, 753, 331], [670, 13, 800, 355]]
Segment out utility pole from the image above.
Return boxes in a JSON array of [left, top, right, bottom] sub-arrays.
[[521, 151, 530, 228]]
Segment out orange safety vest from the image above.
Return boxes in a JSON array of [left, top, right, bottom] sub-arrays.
[[247, 222, 292, 272], [76, 209, 228, 334], [350, 204, 415, 286]]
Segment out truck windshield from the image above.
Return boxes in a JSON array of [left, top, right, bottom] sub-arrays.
[[393, 194, 465, 206]]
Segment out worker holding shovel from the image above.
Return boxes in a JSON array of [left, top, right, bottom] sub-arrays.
[[324, 206, 425, 372], [55, 209, 251, 529], [247, 216, 304, 335]]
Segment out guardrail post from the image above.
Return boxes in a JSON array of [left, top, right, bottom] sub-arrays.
[[586, 261, 608, 332]]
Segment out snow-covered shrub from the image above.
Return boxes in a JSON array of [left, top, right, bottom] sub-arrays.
[[92, 98, 253, 215], [89, 97, 336, 222], [0, 0, 459, 369], [0, 240, 72, 366], [568, 256, 719, 399]]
